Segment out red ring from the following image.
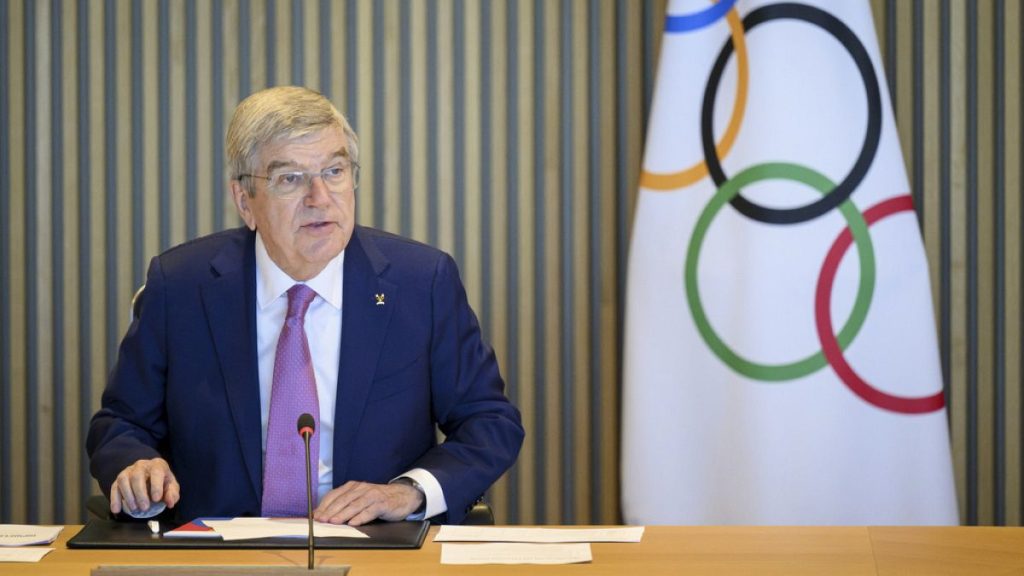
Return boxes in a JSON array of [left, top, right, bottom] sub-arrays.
[[814, 195, 945, 414]]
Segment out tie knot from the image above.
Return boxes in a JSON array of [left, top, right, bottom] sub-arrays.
[[286, 284, 317, 320]]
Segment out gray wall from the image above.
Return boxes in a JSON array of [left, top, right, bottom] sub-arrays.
[[0, 0, 1020, 527]]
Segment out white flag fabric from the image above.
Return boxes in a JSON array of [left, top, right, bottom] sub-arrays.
[[621, 0, 958, 525]]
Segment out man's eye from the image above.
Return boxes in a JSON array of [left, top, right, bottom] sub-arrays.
[[323, 167, 345, 178], [277, 173, 303, 186]]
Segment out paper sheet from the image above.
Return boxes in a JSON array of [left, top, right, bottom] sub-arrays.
[[202, 518, 368, 541], [441, 543, 592, 565], [435, 525, 644, 543], [0, 547, 54, 562], [0, 525, 63, 547]]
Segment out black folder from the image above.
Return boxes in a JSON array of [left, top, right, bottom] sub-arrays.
[[67, 519, 429, 550]]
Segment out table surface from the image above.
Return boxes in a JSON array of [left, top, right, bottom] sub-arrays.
[[6, 525, 1024, 575]]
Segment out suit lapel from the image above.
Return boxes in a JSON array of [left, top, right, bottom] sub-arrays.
[[201, 229, 263, 500], [333, 228, 396, 483]]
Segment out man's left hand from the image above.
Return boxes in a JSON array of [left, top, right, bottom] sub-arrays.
[[313, 481, 424, 526]]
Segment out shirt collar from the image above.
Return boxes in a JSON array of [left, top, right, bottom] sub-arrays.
[[254, 232, 344, 310]]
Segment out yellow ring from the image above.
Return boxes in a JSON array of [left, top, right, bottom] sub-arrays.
[[640, 8, 748, 191]]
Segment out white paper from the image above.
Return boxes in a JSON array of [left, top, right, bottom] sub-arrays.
[[441, 543, 592, 565], [0, 525, 63, 547], [0, 547, 54, 562], [435, 525, 644, 543], [202, 518, 368, 541]]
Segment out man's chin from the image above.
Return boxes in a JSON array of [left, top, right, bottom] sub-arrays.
[[300, 236, 345, 263]]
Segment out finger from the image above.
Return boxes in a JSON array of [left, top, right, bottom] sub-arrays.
[[346, 502, 387, 526], [320, 510, 349, 525], [319, 495, 362, 524], [314, 490, 342, 516], [326, 488, 383, 525], [149, 466, 166, 503], [316, 497, 356, 523], [164, 472, 181, 508], [116, 474, 138, 512], [109, 483, 123, 514], [316, 481, 360, 509], [314, 482, 365, 521], [325, 502, 361, 525], [129, 470, 152, 510]]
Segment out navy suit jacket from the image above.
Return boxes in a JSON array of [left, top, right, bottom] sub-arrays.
[[87, 226, 524, 524]]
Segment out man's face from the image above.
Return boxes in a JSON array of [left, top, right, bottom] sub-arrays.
[[231, 126, 356, 281]]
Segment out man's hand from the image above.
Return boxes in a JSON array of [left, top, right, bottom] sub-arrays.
[[313, 481, 424, 526], [109, 457, 180, 516]]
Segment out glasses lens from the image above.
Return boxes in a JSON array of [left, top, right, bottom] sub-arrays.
[[266, 163, 357, 197], [270, 172, 305, 197], [321, 165, 352, 189]]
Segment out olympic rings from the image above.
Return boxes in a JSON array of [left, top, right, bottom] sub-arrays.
[[685, 162, 875, 381], [665, 0, 737, 33], [674, 3, 943, 414], [641, 4, 748, 191], [700, 3, 882, 224], [815, 195, 946, 413]]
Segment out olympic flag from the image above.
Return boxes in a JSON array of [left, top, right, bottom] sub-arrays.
[[621, 0, 958, 524]]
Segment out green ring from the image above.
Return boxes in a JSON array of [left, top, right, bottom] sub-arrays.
[[684, 162, 875, 381]]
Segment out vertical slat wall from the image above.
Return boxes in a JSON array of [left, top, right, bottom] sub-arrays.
[[0, 0, 1020, 528], [871, 0, 1023, 526], [0, 0, 664, 525]]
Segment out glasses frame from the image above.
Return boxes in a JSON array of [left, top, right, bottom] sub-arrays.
[[239, 162, 360, 199]]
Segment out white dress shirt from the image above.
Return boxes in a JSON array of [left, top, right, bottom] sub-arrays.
[[254, 233, 445, 520]]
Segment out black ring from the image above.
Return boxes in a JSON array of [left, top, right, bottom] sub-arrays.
[[700, 3, 882, 225]]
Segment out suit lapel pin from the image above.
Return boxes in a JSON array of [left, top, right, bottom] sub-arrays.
[[374, 293, 386, 306]]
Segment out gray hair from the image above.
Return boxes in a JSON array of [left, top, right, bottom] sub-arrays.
[[226, 86, 359, 194]]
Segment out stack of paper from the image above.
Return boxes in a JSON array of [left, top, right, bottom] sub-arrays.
[[435, 526, 644, 543], [189, 518, 368, 541], [0, 525, 63, 547], [0, 525, 63, 563], [434, 525, 644, 565]]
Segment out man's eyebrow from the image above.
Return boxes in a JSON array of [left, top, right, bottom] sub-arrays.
[[264, 160, 297, 173], [264, 150, 349, 173]]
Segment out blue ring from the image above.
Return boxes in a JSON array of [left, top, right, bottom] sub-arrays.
[[665, 0, 736, 33]]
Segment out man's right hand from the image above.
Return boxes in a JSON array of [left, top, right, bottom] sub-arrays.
[[109, 457, 180, 516]]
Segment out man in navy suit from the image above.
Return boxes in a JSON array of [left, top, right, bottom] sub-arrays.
[[87, 86, 524, 525]]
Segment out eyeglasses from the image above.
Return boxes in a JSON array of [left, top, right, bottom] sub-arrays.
[[239, 162, 360, 199]]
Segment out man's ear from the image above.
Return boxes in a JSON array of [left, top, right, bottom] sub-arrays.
[[230, 180, 258, 230]]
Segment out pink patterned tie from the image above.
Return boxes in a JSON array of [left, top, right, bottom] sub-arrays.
[[261, 284, 320, 517]]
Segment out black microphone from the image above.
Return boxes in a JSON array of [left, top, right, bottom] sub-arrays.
[[297, 413, 316, 571]]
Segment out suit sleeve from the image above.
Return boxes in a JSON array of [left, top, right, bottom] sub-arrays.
[[413, 253, 525, 524], [86, 256, 171, 498]]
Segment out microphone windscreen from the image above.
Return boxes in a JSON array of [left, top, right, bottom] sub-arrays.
[[297, 413, 316, 435]]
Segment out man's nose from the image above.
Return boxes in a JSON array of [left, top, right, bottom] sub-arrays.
[[304, 174, 331, 204]]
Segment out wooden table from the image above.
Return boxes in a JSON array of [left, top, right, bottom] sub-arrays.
[[7, 525, 1024, 575]]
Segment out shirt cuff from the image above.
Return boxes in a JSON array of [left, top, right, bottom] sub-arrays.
[[393, 468, 447, 521]]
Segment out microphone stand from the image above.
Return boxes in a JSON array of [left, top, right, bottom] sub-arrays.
[[303, 428, 314, 571]]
